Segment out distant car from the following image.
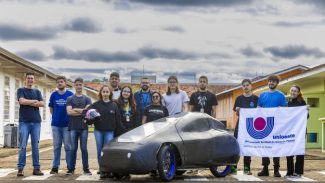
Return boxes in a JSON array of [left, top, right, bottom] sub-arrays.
[[100, 112, 240, 181]]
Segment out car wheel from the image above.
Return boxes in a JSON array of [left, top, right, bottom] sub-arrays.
[[209, 165, 231, 177], [157, 145, 176, 182], [175, 170, 186, 175]]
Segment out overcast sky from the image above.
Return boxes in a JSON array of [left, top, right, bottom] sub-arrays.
[[1, 0, 325, 83]]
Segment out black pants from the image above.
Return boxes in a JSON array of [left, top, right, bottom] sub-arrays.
[[262, 157, 280, 168], [234, 123, 251, 169], [286, 155, 304, 175]]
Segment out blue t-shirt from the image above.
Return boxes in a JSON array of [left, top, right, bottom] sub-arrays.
[[17, 87, 43, 123], [49, 90, 74, 127], [258, 90, 287, 108]]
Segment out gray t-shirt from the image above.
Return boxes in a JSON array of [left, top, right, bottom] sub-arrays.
[[162, 90, 189, 116], [66, 94, 92, 130]]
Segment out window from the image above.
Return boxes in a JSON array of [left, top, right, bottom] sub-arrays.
[[307, 133, 317, 143], [15, 79, 20, 122], [307, 98, 319, 108], [4, 76, 10, 121], [183, 118, 210, 132]]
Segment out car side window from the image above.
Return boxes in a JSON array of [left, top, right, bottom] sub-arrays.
[[209, 119, 226, 130], [183, 118, 210, 132]]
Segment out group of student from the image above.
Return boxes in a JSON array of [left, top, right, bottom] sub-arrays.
[[15, 71, 307, 179]]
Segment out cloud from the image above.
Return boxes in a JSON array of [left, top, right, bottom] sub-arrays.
[[239, 46, 263, 58], [0, 17, 102, 41], [16, 49, 47, 61], [51, 46, 230, 62], [129, 0, 254, 7], [264, 45, 325, 59], [0, 24, 58, 41], [273, 19, 325, 27], [63, 17, 102, 33], [162, 25, 185, 33], [52, 46, 140, 62], [113, 26, 137, 34]]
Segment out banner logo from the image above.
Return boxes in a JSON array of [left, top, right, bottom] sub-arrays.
[[246, 117, 274, 139]]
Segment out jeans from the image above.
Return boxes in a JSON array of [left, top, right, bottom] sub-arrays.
[[17, 122, 41, 170], [94, 130, 114, 168], [286, 155, 304, 175], [52, 126, 72, 170], [70, 129, 89, 171]]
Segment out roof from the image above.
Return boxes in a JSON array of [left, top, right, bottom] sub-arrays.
[[253, 63, 325, 93], [216, 65, 309, 96], [0, 47, 72, 87]]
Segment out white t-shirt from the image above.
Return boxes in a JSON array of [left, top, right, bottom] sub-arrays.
[[162, 90, 189, 116], [113, 89, 121, 100]]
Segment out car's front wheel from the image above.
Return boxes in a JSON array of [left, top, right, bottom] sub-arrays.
[[209, 165, 231, 177], [157, 145, 176, 182]]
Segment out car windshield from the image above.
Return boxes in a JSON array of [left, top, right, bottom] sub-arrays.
[[117, 117, 178, 142]]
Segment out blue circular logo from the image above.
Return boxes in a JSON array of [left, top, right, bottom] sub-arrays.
[[246, 117, 274, 139]]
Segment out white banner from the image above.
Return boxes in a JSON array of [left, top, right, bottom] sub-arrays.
[[238, 106, 308, 157]]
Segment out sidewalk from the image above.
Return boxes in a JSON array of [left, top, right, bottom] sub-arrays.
[[0, 139, 53, 158]]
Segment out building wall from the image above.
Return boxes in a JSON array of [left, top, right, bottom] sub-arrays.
[[0, 70, 54, 147]]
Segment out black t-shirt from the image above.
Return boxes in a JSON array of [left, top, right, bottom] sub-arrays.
[[189, 91, 218, 116], [17, 87, 43, 123], [233, 94, 259, 119], [67, 95, 92, 130], [143, 105, 169, 123]]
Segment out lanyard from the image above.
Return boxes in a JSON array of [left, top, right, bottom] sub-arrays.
[[125, 102, 130, 114]]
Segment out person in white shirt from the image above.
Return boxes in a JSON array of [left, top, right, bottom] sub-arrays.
[[162, 76, 189, 115]]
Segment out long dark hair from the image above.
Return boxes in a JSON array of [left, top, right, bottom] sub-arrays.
[[166, 75, 180, 95], [291, 85, 305, 103], [117, 85, 136, 112], [151, 91, 163, 105]]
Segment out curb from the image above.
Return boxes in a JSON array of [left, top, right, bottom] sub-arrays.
[[0, 140, 53, 158]]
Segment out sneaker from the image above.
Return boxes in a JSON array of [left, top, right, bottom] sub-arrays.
[[292, 173, 302, 178], [83, 169, 92, 175], [33, 169, 44, 176], [244, 166, 252, 175], [17, 170, 24, 177], [66, 169, 74, 175], [274, 171, 281, 177], [284, 174, 293, 178], [50, 168, 58, 174], [230, 166, 237, 174]]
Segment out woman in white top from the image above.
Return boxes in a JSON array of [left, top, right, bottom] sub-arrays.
[[162, 76, 189, 115]]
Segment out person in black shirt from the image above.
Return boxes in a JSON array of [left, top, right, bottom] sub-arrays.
[[285, 85, 309, 178], [189, 75, 218, 117], [142, 91, 169, 124], [232, 79, 259, 175], [117, 86, 137, 131], [86, 85, 124, 178]]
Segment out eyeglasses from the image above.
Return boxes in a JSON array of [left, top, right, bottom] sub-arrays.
[[168, 81, 177, 84], [152, 95, 159, 99], [123, 90, 131, 93]]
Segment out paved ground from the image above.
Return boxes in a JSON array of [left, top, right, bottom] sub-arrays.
[[0, 135, 325, 182]]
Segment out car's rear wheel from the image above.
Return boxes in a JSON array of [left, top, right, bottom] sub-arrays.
[[209, 165, 231, 177], [157, 145, 176, 182]]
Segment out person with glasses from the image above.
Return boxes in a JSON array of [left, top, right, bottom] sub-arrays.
[[85, 85, 124, 178], [134, 77, 153, 127], [117, 86, 137, 131], [162, 76, 189, 115], [142, 91, 169, 124]]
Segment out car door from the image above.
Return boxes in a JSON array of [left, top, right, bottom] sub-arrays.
[[177, 117, 213, 166]]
